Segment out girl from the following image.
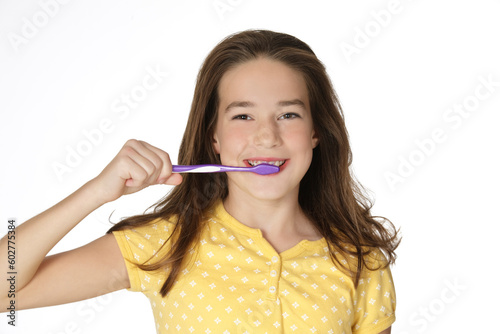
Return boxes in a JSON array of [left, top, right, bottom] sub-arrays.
[[1, 29, 400, 333]]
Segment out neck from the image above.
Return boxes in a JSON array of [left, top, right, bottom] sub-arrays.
[[222, 188, 321, 242]]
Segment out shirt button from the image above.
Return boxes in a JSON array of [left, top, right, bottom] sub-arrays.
[[271, 256, 279, 263], [269, 286, 276, 293], [270, 270, 277, 277]]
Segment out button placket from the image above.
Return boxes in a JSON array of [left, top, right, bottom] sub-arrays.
[[266, 255, 281, 300]]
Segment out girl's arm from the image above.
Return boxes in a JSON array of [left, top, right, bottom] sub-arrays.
[[379, 327, 391, 334], [0, 139, 181, 311]]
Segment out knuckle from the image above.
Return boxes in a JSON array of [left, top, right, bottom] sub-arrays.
[[121, 145, 135, 156], [125, 139, 138, 146], [164, 152, 170, 161]]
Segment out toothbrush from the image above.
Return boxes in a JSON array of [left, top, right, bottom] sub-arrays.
[[172, 164, 280, 175]]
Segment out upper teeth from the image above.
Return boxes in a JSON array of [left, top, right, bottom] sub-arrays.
[[248, 160, 285, 167]]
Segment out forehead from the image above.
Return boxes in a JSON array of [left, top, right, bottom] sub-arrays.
[[217, 58, 309, 109]]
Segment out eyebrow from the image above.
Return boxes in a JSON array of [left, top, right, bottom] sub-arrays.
[[224, 99, 307, 112]]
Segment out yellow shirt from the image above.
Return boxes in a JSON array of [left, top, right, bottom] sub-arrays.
[[112, 200, 396, 333]]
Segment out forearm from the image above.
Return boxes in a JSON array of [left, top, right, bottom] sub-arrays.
[[0, 179, 106, 293]]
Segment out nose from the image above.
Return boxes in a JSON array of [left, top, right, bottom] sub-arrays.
[[253, 120, 282, 148]]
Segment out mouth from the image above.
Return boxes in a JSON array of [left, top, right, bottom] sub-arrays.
[[245, 159, 287, 167]]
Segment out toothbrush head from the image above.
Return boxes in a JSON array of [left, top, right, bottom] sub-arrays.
[[250, 164, 280, 175]]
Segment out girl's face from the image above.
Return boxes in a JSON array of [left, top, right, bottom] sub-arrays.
[[213, 57, 318, 201]]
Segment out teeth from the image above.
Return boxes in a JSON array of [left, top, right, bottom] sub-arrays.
[[248, 160, 285, 167]]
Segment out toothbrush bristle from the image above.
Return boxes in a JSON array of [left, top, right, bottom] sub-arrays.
[[253, 164, 280, 175]]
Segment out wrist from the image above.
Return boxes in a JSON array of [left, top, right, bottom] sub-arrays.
[[81, 179, 111, 208]]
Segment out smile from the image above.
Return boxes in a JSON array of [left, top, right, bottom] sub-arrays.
[[246, 160, 286, 167]]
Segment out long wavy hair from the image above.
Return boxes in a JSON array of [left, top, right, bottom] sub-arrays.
[[107, 29, 400, 297]]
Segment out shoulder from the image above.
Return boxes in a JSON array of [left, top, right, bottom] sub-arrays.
[[116, 216, 177, 238], [334, 245, 391, 277], [111, 216, 178, 263]]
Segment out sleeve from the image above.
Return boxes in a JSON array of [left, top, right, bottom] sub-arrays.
[[111, 218, 176, 293], [351, 251, 396, 334]]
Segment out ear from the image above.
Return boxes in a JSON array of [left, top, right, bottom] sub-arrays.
[[312, 129, 319, 148], [213, 132, 221, 154]]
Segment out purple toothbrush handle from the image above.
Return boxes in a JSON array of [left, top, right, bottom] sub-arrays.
[[171, 165, 216, 173]]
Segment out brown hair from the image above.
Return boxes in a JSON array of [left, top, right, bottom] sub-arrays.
[[107, 29, 400, 297]]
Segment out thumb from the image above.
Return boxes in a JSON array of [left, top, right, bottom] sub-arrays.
[[161, 173, 183, 186]]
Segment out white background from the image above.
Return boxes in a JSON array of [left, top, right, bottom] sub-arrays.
[[1, 0, 499, 333]]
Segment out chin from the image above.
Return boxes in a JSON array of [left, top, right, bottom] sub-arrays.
[[247, 186, 293, 202], [228, 174, 301, 201]]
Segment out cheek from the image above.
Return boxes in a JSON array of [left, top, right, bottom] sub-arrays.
[[286, 128, 317, 149], [217, 131, 246, 162]]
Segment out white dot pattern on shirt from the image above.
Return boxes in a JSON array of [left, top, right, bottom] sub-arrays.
[[114, 203, 396, 333]]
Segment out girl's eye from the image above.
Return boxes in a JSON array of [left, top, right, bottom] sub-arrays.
[[279, 113, 300, 120], [232, 114, 252, 120]]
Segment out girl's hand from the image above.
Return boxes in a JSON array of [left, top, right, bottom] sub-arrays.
[[91, 139, 182, 203]]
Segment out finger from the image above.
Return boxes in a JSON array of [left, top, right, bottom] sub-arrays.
[[137, 141, 175, 183], [124, 141, 164, 184], [119, 154, 150, 188], [130, 140, 172, 183], [122, 147, 156, 185], [163, 173, 183, 186]]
